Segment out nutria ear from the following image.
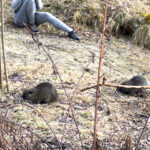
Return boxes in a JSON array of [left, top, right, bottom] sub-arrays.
[[22, 89, 31, 99], [28, 90, 33, 94], [26, 88, 33, 94]]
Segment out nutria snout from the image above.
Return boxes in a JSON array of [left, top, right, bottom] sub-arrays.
[[117, 76, 148, 97], [22, 82, 58, 104]]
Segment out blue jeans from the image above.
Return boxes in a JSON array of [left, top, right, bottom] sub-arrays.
[[13, 0, 72, 32]]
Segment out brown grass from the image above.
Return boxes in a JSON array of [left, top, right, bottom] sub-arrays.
[[132, 25, 150, 49], [1, 0, 150, 149]]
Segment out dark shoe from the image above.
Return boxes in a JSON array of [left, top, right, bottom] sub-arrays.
[[30, 24, 39, 32], [68, 31, 80, 40]]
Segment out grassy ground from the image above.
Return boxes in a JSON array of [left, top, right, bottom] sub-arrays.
[[1, 0, 150, 149]]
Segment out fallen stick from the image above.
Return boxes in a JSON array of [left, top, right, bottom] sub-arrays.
[[80, 83, 150, 92]]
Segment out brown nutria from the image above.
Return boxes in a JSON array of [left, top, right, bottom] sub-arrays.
[[117, 76, 148, 97], [22, 82, 58, 104]]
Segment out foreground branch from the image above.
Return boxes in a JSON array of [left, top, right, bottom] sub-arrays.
[[135, 116, 150, 150], [0, 0, 9, 91], [0, 117, 55, 149], [80, 83, 150, 92], [93, 0, 108, 149]]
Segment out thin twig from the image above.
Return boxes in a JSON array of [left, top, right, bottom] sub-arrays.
[[80, 83, 150, 92], [17, 20, 83, 149], [39, 44, 84, 150], [13, 16, 84, 149], [20, 103, 62, 148], [0, 117, 55, 150], [61, 52, 95, 145], [93, 0, 108, 149], [1, 99, 62, 149], [0, 0, 9, 91], [1, 128, 27, 150], [0, 0, 3, 90], [135, 115, 150, 150]]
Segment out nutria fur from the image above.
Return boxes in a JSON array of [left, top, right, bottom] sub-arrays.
[[117, 76, 148, 97], [22, 82, 58, 104]]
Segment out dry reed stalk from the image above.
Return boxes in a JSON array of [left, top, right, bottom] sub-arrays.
[[0, 0, 9, 91], [93, 0, 108, 149]]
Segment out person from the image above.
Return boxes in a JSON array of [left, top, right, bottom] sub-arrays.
[[12, 0, 80, 40]]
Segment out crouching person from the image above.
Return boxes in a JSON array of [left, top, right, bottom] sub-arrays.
[[12, 0, 79, 40]]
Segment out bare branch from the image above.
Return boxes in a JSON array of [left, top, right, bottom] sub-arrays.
[[80, 83, 150, 92]]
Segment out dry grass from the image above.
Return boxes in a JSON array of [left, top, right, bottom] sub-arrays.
[[1, 27, 150, 149], [132, 25, 150, 49], [1, 0, 150, 149], [42, 0, 105, 31], [42, 0, 150, 49]]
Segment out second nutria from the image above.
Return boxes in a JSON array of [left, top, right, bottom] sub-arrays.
[[22, 82, 58, 104], [117, 76, 148, 97]]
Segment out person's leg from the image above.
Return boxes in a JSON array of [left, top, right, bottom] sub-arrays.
[[35, 12, 79, 40], [26, 0, 36, 25], [13, 0, 30, 26], [13, 0, 38, 32], [35, 12, 72, 32]]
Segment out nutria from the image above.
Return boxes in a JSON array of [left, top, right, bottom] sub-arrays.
[[117, 76, 148, 97], [22, 82, 58, 104]]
